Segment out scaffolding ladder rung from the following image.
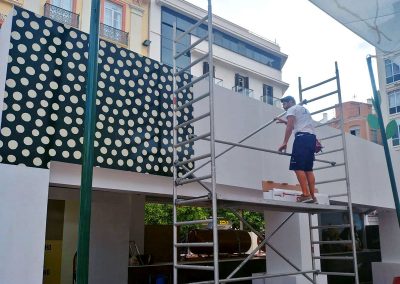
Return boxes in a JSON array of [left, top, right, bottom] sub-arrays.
[[175, 34, 209, 60], [174, 132, 211, 148], [313, 256, 354, 260], [312, 240, 353, 245], [175, 264, 214, 271], [174, 53, 210, 77], [316, 148, 344, 156], [175, 92, 210, 112], [175, 242, 213, 248], [315, 118, 341, 128], [319, 133, 342, 141], [174, 112, 210, 130], [315, 177, 346, 185], [311, 224, 350, 230], [311, 105, 336, 116], [302, 90, 338, 105], [175, 153, 211, 167], [302, 76, 336, 91], [175, 14, 208, 43], [314, 163, 344, 171], [176, 195, 210, 205], [175, 219, 212, 226], [174, 72, 210, 94], [176, 174, 212, 186], [317, 271, 355, 277]]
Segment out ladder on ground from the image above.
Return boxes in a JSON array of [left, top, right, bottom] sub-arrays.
[[299, 62, 359, 283], [172, 0, 219, 283]]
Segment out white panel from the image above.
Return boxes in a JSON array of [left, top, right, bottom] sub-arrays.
[[0, 164, 50, 284]]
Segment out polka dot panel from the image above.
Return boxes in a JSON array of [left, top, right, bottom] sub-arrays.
[[0, 7, 194, 176]]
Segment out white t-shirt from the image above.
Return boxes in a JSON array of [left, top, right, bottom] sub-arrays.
[[286, 104, 315, 134]]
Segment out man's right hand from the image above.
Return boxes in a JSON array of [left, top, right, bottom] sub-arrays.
[[274, 117, 287, 124], [278, 143, 287, 152]]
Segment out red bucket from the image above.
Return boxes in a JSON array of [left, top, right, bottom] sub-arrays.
[[393, 276, 400, 284]]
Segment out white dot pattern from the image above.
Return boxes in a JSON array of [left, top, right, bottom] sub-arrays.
[[0, 7, 194, 176]]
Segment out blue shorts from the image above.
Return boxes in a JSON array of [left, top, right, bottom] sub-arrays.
[[289, 132, 316, 171]]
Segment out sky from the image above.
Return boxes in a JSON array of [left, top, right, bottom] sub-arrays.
[[185, 0, 376, 107]]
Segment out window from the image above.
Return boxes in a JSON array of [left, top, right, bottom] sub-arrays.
[[105, 0, 122, 30], [392, 120, 400, 147], [388, 89, 400, 114], [52, 0, 72, 10], [262, 84, 273, 105], [385, 59, 400, 84], [350, 126, 360, 136], [235, 73, 249, 90], [202, 62, 215, 77], [160, 7, 283, 70]]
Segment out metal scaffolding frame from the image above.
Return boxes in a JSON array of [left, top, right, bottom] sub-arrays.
[[171, 1, 359, 283]]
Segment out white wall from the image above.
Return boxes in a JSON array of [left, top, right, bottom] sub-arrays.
[[89, 191, 131, 284], [190, 80, 400, 209], [0, 164, 50, 284]]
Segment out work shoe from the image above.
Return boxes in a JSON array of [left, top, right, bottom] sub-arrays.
[[297, 195, 313, 203]]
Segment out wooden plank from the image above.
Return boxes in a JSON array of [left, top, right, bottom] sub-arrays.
[[262, 180, 318, 192]]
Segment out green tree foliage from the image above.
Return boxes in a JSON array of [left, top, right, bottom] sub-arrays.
[[144, 203, 265, 232]]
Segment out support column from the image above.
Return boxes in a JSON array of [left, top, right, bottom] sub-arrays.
[[88, 191, 131, 284], [0, 164, 50, 284], [129, 4, 145, 54], [372, 209, 400, 283], [263, 211, 326, 284]]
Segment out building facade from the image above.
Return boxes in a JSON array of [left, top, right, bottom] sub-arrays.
[[148, 0, 289, 106], [0, 0, 150, 55], [328, 101, 382, 145], [376, 50, 400, 149]]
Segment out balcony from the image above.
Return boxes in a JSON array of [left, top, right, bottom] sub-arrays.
[[100, 23, 128, 46], [44, 3, 79, 28], [260, 94, 282, 108], [232, 85, 255, 98]]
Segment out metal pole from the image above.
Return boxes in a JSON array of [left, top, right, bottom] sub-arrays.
[[298, 77, 303, 102], [335, 62, 359, 284], [172, 22, 179, 284], [207, 0, 219, 282], [76, 0, 101, 283], [367, 55, 400, 228]]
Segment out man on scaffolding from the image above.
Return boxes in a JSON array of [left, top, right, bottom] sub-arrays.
[[276, 96, 317, 203]]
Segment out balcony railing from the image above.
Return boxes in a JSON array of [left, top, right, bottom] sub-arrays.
[[44, 3, 79, 28], [260, 94, 282, 108], [232, 85, 254, 98], [100, 23, 128, 46]]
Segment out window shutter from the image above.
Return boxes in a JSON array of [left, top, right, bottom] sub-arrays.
[[203, 62, 209, 74]]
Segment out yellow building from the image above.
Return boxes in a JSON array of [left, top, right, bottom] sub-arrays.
[[0, 0, 150, 56]]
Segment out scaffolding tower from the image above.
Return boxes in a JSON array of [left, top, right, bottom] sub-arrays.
[[171, 1, 359, 283]]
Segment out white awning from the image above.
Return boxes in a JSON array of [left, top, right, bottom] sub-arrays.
[[309, 0, 400, 63]]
